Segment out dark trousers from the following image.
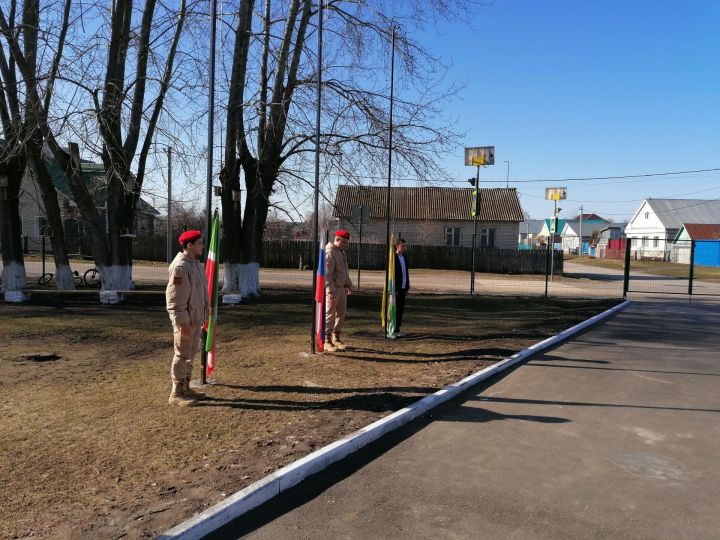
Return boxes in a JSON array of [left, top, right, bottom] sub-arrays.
[[396, 289, 407, 332]]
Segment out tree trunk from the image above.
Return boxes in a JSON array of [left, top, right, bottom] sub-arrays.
[[26, 143, 76, 290], [98, 166, 135, 292], [235, 170, 272, 297], [0, 155, 26, 300], [219, 162, 243, 293]]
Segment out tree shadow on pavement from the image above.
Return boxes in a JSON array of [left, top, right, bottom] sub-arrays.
[[440, 405, 570, 424], [536, 353, 611, 364]]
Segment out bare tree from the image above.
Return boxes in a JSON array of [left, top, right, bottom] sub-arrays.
[[215, 0, 468, 296], [0, 0, 25, 297], [1, 0, 188, 297], [0, 119, 26, 298], [0, 0, 77, 292]]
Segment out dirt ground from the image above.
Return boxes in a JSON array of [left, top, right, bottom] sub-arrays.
[[0, 291, 617, 539]]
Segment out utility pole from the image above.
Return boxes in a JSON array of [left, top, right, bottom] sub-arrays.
[[464, 146, 495, 294], [549, 200, 562, 280], [544, 187, 567, 291], [470, 165, 480, 294], [166, 146, 172, 263], [579, 204, 583, 256], [504, 160, 510, 188]]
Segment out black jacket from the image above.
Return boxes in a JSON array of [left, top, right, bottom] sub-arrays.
[[394, 253, 410, 292]]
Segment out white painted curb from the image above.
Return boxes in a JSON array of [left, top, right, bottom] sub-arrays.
[[159, 299, 631, 539], [221, 293, 243, 305], [3, 291, 28, 303]]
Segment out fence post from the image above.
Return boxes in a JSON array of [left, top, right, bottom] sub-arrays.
[[470, 233, 476, 295], [544, 241, 550, 297], [688, 240, 695, 296], [357, 220, 362, 291], [623, 238, 631, 298], [42, 235, 46, 276]]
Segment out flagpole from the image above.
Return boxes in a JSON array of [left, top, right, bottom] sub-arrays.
[[201, 0, 217, 384], [383, 24, 396, 339], [310, 0, 324, 354]]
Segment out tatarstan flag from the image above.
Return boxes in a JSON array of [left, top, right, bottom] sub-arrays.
[[204, 210, 220, 376]]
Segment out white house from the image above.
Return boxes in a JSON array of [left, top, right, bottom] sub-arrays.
[[625, 199, 720, 259], [560, 221, 624, 255], [518, 219, 545, 249]]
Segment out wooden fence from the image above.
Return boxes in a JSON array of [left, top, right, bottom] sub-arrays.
[[133, 237, 562, 275]]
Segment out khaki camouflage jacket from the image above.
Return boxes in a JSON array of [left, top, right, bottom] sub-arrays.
[[325, 242, 353, 292], [166, 252, 210, 328]]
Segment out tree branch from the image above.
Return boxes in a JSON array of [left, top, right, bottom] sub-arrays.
[[135, 0, 187, 193], [123, 0, 158, 160]]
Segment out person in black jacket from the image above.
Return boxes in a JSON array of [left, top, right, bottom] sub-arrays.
[[392, 237, 410, 338]]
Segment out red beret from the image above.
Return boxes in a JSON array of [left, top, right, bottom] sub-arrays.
[[335, 229, 350, 240], [179, 230, 202, 245]]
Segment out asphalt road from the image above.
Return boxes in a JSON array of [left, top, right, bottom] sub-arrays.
[[214, 295, 720, 539]]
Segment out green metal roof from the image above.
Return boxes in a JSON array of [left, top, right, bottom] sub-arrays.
[[46, 157, 107, 206]]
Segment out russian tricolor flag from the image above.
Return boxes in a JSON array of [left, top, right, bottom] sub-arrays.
[[315, 237, 326, 352]]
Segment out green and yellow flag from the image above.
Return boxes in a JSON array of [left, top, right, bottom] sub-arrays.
[[381, 236, 397, 337]]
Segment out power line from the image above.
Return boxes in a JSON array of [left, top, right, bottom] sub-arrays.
[[519, 185, 720, 205], [281, 167, 720, 185], [559, 197, 720, 218], [479, 167, 720, 184]]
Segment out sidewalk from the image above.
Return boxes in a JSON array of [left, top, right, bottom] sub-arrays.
[[214, 296, 720, 539]]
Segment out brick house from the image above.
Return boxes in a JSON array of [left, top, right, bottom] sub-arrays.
[[332, 185, 524, 249]]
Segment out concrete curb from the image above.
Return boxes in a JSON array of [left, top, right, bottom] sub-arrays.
[[159, 299, 631, 539]]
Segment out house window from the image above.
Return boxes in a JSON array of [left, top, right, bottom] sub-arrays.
[[36, 216, 50, 237], [445, 227, 460, 246], [653, 236, 659, 248], [642, 236, 648, 247], [645, 212, 649, 219], [480, 228, 495, 248]]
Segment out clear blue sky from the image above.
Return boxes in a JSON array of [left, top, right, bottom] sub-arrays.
[[413, 0, 720, 221]]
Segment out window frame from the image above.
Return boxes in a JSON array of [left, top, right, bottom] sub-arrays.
[[479, 227, 496, 248], [445, 226, 460, 246]]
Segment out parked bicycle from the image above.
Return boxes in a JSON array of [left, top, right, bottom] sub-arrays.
[[83, 267, 101, 288], [38, 270, 83, 287], [38, 267, 100, 288]]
